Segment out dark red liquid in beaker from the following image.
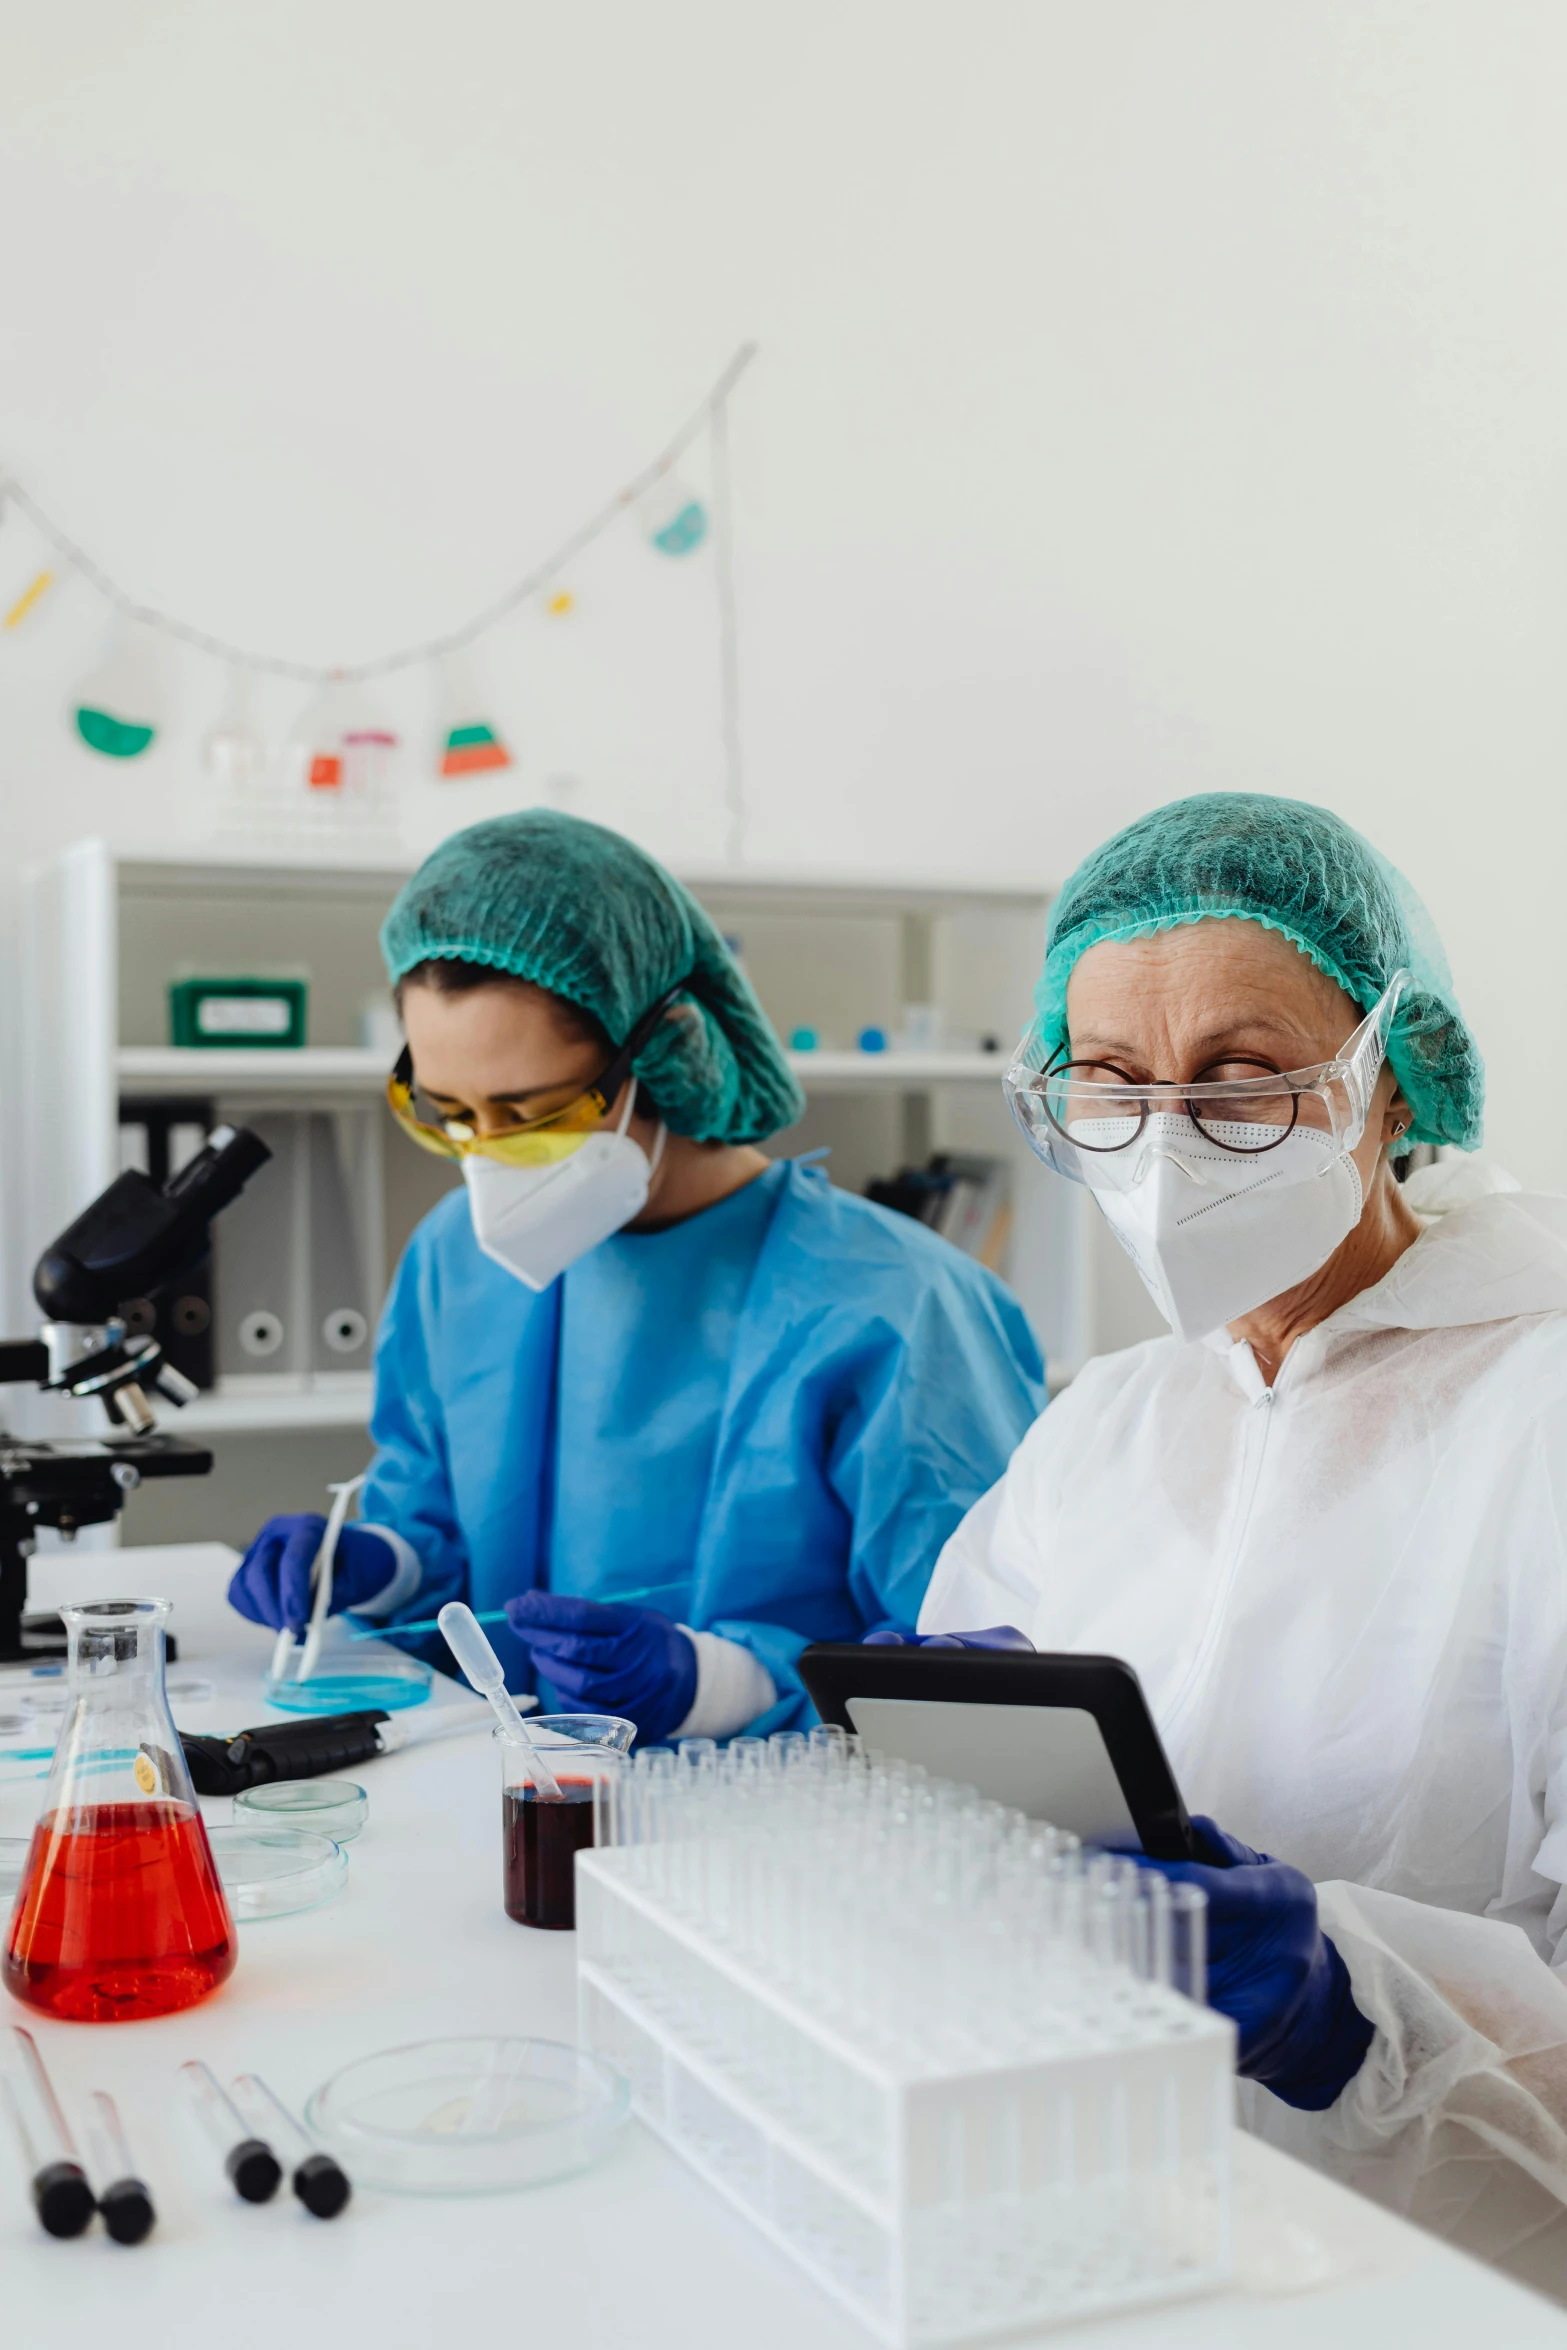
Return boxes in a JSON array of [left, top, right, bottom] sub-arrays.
[[4, 1802, 236, 2023], [502, 1779, 595, 1929]]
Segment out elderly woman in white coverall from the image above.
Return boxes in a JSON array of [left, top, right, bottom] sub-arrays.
[[909, 792, 1567, 2296]]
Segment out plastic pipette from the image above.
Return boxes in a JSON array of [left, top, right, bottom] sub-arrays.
[[437, 1603, 561, 1799], [345, 1607, 509, 1642], [348, 1583, 671, 1644], [269, 1475, 367, 1687]]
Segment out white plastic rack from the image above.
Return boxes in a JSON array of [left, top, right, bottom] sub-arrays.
[[576, 1731, 1233, 2346]]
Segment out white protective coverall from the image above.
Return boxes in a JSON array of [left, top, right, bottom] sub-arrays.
[[920, 1186, 1567, 2292]]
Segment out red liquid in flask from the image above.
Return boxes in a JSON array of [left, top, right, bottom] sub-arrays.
[[502, 1780, 596, 1929], [4, 1801, 236, 2023]]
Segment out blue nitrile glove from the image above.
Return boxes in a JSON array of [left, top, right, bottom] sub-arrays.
[[504, 1591, 699, 1746], [863, 1625, 1035, 1650], [227, 1514, 397, 1633], [1133, 1815, 1374, 2112]]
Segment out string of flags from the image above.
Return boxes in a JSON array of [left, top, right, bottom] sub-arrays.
[[0, 344, 755, 852]]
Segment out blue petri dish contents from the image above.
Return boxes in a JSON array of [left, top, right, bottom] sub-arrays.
[[265, 1665, 431, 1716]]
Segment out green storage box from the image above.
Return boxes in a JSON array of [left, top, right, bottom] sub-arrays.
[[169, 977, 309, 1049]]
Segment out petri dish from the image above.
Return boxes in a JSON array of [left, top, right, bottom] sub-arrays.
[[306, 2037, 630, 2195], [205, 1824, 348, 1922], [235, 1779, 368, 1843], [265, 1649, 431, 1716]]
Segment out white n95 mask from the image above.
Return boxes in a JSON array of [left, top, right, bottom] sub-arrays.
[[463, 1088, 667, 1291], [1082, 1115, 1364, 1342]]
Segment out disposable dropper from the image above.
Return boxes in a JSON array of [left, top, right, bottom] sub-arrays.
[[437, 1602, 562, 1799]]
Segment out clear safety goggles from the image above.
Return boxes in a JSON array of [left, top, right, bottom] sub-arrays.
[[1004, 971, 1409, 1187], [388, 983, 686, 1169]]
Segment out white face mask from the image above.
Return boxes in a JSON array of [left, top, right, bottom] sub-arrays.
[[1080, 1115, 1364, 1342], [463, 1087, 667, 1292]]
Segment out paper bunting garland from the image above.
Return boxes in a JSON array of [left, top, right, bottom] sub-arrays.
[[203, 665, 267, 792], [74, 620, 163, 759], [288, 677, 400, 800], [0, 340, 755, 855], [637, 473, 708, 556], [4, 570, 53, 631], [437, 651, 512, 778]]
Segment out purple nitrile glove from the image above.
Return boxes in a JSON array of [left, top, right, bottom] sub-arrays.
[[1131, 1815, 1374, 2112], [863, 1625, 1035, 1650], [227, 1514, 397, 1634], [504, 1590, 698, 1746]]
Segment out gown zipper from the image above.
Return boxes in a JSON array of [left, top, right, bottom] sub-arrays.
[[1162, 1354, 1284, 1738]]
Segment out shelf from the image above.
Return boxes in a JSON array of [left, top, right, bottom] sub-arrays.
[[94, 840, 1049, 918], [118, 1046, 390, 1096], [117, 1046, 1012, 1098], [171, 1378, 374, 1435], [785, 1050, 1010, 1088]]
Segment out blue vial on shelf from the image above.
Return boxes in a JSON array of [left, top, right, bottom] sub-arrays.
[[857, 1027, 888, 1054]]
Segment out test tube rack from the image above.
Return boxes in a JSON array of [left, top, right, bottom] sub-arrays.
[[575, 1730, 1234, 2347]]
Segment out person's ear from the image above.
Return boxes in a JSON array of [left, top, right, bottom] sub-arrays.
[[1381, 1085, 1413, 1151]]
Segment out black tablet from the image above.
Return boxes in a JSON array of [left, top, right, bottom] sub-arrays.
[[798, 1645, 1196, 1861]]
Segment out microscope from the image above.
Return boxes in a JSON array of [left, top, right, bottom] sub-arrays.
[[0, 1124, 271, 1662]]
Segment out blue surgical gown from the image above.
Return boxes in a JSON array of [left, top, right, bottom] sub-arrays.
[[360, 1158, 1045, 1730]]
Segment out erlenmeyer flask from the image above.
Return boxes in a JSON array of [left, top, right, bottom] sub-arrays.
[[3, 1597, 236, 2022]]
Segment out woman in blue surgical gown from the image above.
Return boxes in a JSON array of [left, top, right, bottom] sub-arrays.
[[227, 811, 1044, 1743]]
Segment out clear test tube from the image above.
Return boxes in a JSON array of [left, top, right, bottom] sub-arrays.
[[231, 2075, 350, 2218], [592, 1757, 622, 1852], [1167, 1881, 1207, 2006], [82, 2090, 156, 2244], [180, 2059, 282, 2203], [3, 2028, 94, 2238], [1142, 1869, 1173, 1990]]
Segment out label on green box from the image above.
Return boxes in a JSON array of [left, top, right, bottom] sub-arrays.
[[170, 978, 308, 1050]]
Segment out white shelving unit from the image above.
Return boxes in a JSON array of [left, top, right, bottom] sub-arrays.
[[17, 840, 1109, 1476], [116, 1044, 1016, 1095]]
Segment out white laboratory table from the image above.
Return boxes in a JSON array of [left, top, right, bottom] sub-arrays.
[[4, 1543, 1567, 2350]]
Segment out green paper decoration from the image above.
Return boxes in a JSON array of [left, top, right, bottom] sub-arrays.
[[73, 620, 163, 761], [76, 707, 156, 758]]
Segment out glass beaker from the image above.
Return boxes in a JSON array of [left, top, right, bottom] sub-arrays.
[[3, 1597, 237, 2022], [500, 1716, 633, 1931]]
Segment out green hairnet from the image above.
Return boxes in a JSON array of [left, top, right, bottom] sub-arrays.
[[382, 812, 806, 1145], [1035, 793, 1482, 1152]]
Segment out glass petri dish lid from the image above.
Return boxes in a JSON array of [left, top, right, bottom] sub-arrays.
[[1, 1825, 347, 1922], [206, 1823, 348, 1921], [306, 2038, 631, 2195], [235, 1779, 368, 1843], [265, 1639, 431, 1717]]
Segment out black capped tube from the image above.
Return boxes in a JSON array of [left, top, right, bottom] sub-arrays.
[[83, 2089, 156, 2244], [231, 2073, 351, 2219], [179, 2059, 281, 2203], [3, 2029, 95, 2239]]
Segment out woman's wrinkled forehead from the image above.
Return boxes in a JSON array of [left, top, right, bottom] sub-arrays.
[[1065, 917, 1360, 1065]]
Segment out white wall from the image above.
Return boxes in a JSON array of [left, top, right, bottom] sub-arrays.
[[2, 3, 1564, 1180]]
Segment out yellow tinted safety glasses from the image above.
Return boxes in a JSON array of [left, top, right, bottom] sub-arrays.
[[386, 983, 687, 1168]]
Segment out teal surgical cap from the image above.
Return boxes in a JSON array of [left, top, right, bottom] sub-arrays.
[[1035, 792, 1483, 1152], [382, 811, 806, 1146]]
